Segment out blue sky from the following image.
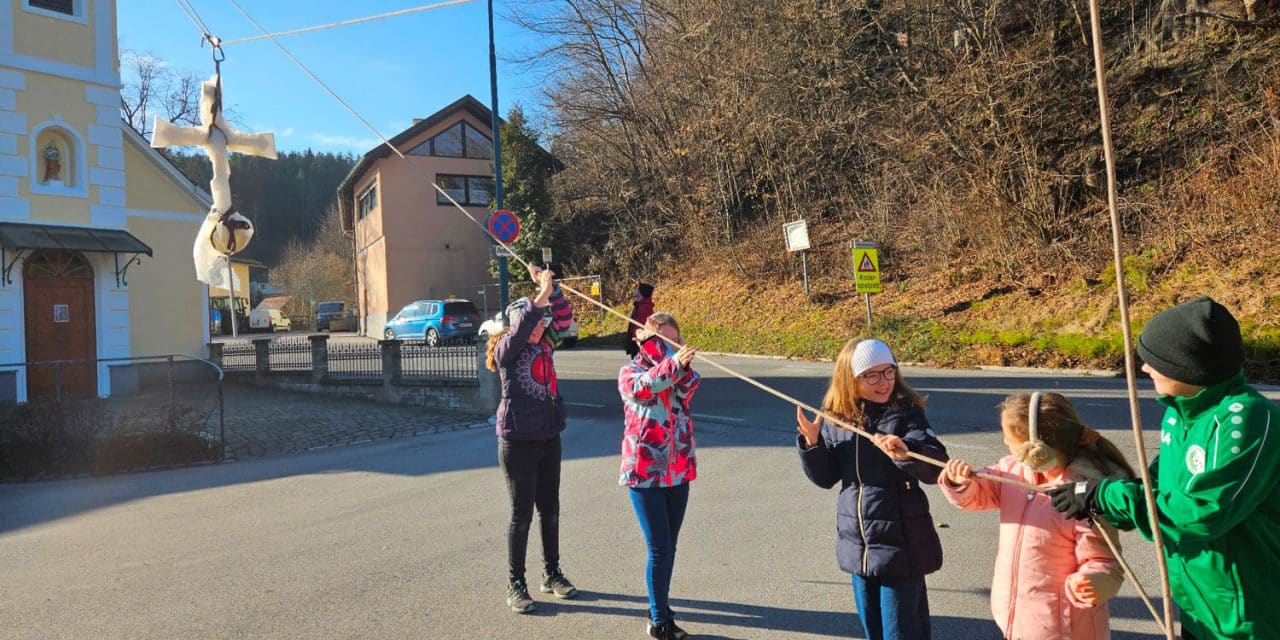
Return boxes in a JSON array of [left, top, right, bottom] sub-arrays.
[[118, 1, 548, 155]]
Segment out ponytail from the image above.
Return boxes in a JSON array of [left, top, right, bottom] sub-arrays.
[[1079, 434, 1138, 480]]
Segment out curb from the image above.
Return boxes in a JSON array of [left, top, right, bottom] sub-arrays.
[[975, 365, 1123, 378]]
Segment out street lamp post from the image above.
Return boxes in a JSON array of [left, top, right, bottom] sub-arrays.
[[488, 0, 509, 310]]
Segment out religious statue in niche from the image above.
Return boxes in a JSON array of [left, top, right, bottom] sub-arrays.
[[42, 140, 62, 184]]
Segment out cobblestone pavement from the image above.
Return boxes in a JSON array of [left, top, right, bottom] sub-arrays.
[[109, 382, 490, 460]]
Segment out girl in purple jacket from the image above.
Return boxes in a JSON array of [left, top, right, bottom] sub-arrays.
[[485, 265, 577, 613]]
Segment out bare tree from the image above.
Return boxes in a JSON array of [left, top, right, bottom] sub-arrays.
[[119, 50, 202, 137]]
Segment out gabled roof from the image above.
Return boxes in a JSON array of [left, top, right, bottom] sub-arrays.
[[121, 121, 214, 210], [336, 94, 561, 230], [338, 95, 496, 228]]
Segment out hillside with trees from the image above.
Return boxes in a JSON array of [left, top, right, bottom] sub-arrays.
[[513, 0, 1280, 377]]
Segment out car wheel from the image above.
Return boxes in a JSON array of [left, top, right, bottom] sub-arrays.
[[425, 328, 440, 347], [383, 327, 395, 340]]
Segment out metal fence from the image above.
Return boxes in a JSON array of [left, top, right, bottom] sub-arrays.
[[221, 341, 256, 374], [265, 338, 312, 374], [0, 354, 227, 479], [401, 342, 477, 386], [213, 337, 479, 387], [326, 341, 383, 383]]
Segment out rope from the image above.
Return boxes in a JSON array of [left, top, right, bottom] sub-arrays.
[[1085, 0, 1176, 636], [220, 4, 1168, 629], [174, 0, 215, 40], [219, 0, 476, 46]]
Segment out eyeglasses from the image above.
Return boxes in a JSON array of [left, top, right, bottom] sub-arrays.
[[858, 367, 897, 385]]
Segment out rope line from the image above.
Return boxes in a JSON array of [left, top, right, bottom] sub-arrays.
[[174, 0, 215, 39], [1085, 0, 1176, 635], [220, 0, 476, 46], [218, 3, 1168, 631]]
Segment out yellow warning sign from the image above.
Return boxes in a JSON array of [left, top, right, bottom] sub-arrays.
[[590, 280, 601, 296], [853, 247, 881, 293]]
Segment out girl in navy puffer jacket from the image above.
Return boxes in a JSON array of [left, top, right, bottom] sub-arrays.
[[797, 338, 948, 640]]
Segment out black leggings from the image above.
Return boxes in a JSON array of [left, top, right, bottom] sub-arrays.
[[499, 435, 562, 583]]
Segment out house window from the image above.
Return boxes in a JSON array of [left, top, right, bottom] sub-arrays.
[[25, 0, 82, 20], [408, 122, 492, 160], [436, 174, 494, 206], [357, 183, 377, 219]]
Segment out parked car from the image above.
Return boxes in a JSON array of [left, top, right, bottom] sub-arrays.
[[384, 299, 482, 346], [249, 308, 292, 332], [477, 310, 579, 348], [316, 301, 357, 332]]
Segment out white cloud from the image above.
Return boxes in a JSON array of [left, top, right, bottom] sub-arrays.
[[281, 127, 295, 137], [311, 133, 380, 150]]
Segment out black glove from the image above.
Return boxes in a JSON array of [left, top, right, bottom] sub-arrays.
[[1049, 480, 1101, 521]]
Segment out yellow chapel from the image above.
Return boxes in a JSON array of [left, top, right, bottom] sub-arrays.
[[0, 0, 213, 402]]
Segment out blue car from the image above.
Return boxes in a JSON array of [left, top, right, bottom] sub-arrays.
[[383, 298, 482, 346]]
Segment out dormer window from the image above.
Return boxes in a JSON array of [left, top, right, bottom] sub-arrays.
[[408, 122, 492, 160], [24, 0, 85, 23]]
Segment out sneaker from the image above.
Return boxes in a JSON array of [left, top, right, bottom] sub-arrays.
[[507, 579, 535, 613], [647, 620, 689, 640], [539, 567, 578, 599]]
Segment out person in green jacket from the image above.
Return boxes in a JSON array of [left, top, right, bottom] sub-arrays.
[[1049, 296, 1280, 639]]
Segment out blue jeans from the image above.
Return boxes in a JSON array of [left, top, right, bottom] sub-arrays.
[[629, 483, 690, 626], [851, 573, 931, 640]]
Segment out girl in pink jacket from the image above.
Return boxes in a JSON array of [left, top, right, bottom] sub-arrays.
[[939, 392, 1135, 640]]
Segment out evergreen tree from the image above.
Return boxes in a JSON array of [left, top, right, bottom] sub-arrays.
[[490, 107, 560, 277]]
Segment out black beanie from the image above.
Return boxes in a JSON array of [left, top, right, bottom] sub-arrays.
[[1136, 296, 1244, 386], [637, 282, 655, 298]]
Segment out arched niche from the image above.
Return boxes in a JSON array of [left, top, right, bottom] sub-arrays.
[[30, 118, 88, 198]]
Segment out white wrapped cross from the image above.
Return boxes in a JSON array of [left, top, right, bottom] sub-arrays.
[[149, 75, 277, 291]]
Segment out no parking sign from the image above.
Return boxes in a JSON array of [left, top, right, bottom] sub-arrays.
[[487, 209, 521, 244]]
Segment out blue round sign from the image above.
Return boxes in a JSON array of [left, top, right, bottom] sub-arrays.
[[487, 209, 521, 244]]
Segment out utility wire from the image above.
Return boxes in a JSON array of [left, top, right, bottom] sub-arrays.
[[220, 0, 475, 46]]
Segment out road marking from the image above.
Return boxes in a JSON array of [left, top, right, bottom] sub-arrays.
[[693, 413, 747, 425]]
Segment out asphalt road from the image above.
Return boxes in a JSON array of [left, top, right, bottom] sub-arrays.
[[6, 347, 1275, 639]]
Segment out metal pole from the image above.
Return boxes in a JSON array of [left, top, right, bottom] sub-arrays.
[[218, 380, 226, 462], [801, 251, 810, 296], [488, 0, 509, 310], [226, 257, 238, 337], [864, 293, 873, 332]]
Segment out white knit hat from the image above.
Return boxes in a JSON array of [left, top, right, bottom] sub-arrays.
[[850, 339, 897, 376]]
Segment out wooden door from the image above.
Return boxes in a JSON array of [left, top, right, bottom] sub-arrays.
[[24, 251, 97, 400]]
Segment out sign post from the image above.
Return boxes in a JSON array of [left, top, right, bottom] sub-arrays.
[[853, 241, 881, 331], [487, 209, 521, 304], [783, 220, 811, 296]]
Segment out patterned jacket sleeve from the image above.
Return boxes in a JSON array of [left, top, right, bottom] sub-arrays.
[[619, 354, 683, 402], [546, 285, 574, 341]]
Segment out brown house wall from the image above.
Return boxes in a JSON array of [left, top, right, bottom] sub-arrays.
[[351, 111, 498, 336]]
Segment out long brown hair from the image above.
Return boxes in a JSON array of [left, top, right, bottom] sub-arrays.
[[999, 392, 1136, 478], [821, 338, 925, 429], [485, 327, 508, 372]]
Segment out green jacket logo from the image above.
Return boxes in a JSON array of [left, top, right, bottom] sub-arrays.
[[1185, 445, 1206, 475]]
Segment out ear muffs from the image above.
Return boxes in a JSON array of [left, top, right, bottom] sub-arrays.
[[1016, 391, 1062, 472]]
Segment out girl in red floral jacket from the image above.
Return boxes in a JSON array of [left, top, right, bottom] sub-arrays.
[[618, 313, 700, 640]]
